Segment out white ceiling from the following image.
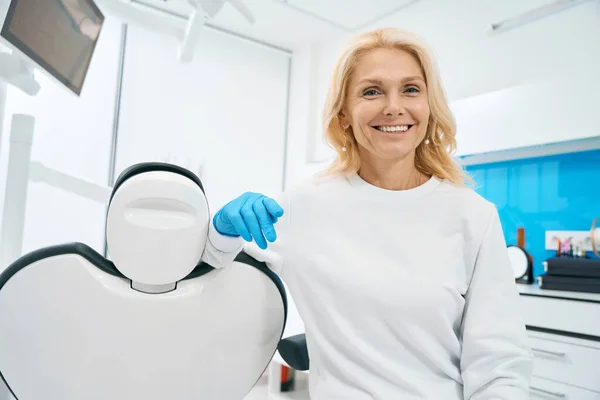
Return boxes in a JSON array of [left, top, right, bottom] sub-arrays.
[[129, 0, 424, 50], [126, 0, 575, 52], [282, 0, 419, 31]]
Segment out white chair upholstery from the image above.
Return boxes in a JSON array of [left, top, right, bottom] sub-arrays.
[[0, 162, 288, 400]]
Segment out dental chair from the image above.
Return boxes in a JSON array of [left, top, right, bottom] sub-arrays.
[[0, 162, 289, 400]]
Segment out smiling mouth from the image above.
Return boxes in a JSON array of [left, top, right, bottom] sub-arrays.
[[372, 125, 413, 133]]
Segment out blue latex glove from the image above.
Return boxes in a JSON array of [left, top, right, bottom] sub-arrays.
[[213, 192, 284, 250]]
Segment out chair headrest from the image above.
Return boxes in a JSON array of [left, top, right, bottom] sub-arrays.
[[106, 162, 210, 290], [109, 162, 205, 204]]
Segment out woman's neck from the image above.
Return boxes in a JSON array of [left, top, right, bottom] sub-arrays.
[[357, 155, 428, 191]]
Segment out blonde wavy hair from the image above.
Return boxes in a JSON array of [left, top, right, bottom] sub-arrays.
[[322, 27, 471, 186]]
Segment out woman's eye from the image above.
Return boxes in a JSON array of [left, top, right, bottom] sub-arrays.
[[405, 86, 420, 94], [363, 89, 380, 97]]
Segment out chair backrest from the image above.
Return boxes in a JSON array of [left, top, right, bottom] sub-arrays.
[[0, 163, 288, 400]]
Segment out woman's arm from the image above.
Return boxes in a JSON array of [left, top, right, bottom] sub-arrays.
[[460, 205, 533, 399], [201, 221, 246, 268], [200, 192, 289, 276]]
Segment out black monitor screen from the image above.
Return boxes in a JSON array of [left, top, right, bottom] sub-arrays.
[[1, 0, 105, 96]]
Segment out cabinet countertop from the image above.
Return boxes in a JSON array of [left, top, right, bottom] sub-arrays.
[[518, 282, 600, 304]]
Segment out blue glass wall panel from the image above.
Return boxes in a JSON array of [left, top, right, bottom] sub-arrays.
[[465, 150, 600, 277]]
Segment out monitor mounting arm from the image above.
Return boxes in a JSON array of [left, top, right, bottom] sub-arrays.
[[0, 50, 40, 96], [96, 0, 255, 62]]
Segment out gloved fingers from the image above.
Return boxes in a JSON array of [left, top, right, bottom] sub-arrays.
[[263, 197, 284, 219], [254, 198, 277, 243], [224, 208, 252, 242], [223, 192, 261, 241], [241, 200, 268, 250]]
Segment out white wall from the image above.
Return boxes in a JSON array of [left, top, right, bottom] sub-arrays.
[[283, 44, 331, 188], [0, 19, 124, 260], [371, 0, 600, 101], [283, 0, 600, 181], [115, 25, 291, 212]]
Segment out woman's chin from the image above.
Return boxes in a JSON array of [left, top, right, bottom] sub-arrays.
[[371, 145, 418, 161]]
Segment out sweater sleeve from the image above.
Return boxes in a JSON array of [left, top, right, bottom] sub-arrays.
[[199, 192, 289, 276], [460, 205, 533, 399]]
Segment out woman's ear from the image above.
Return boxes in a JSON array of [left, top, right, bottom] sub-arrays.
[[339, 112, 349, 130]]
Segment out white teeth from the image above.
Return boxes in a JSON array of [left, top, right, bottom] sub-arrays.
[[376, 125, 410, 132]]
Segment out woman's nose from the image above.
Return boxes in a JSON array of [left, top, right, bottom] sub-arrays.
[[383, 93, 406, 116]]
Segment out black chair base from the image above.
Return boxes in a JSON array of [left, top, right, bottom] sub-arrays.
[[277, 334, 309, 371]]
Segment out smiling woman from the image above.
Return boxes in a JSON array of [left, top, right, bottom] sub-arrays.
[[322, 28, 468, 190], [202, 26, 533, 400]]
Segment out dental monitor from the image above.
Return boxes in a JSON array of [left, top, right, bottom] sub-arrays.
[[0, 0, 104, 96]]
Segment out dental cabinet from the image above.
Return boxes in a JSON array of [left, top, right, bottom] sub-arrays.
[[451, 78, 600, 162], [519, 284, 600, 399]]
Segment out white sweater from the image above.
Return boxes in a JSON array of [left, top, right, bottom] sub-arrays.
[[202, 173, 533, 400]]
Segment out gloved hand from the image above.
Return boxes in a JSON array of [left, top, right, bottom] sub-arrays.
[[213, 192, 284, 250]]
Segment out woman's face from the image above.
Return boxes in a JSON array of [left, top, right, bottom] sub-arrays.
[[342, 48, 431, 162]]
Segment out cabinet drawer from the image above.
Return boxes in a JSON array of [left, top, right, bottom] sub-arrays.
[[520, 294, 600, 337], [529, 334, 600, 392], [530, 376, 600, 399]]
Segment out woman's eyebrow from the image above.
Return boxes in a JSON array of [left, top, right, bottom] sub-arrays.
[[356, 76, 425, 86]]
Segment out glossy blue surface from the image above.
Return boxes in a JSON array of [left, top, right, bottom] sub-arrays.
[[465, 150, 600, 277]]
